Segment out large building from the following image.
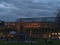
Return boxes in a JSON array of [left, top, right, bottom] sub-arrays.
[[0, 17, 60, 40], [0, 18, 60, 39]]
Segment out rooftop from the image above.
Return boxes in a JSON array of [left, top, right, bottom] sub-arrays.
[[16, 17, 57, 23]]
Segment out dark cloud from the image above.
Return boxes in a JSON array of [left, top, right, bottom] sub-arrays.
[[0, 0, 60, 21]]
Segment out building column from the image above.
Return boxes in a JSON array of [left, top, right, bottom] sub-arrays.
[[30, 29, 32, 40], [38, 29, 39, 39]]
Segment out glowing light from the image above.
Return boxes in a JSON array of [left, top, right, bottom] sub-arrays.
[[58, 36, 60, 39], [55, 33, 57, 35], [52, 33, 54, 35], [1, 33, 3, 35], [49, 34, 51, 38], [58, 33, 60, 35]]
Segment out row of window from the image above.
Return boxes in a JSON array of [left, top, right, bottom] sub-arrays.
[[25, 28, 60, 34], [25, 28, 49, 34], [52, 33, 60, 35], [23, 23, 52, 27], [52, 36, 60, 39]]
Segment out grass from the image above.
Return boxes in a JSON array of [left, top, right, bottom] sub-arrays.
[[0, 40, 60, 45]]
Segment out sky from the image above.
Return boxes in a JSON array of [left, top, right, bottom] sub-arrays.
[[0, 0, 60, 21]]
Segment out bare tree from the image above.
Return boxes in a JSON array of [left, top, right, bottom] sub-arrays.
[[55, 9, 60, 23], [55, 8, 60, 30]]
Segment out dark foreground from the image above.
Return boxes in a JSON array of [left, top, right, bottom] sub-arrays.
[[0, 40, 60, 45]]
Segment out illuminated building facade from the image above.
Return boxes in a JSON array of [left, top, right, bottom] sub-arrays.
[[0, 17, 60, 40], [5, 18, 60, 40]]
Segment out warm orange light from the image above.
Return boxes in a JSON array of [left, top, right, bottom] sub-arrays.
[[24, 23, 40, 27], [58, 36, 60, 39], [49, 34, 51, 38], [58, 33, 60, 35]]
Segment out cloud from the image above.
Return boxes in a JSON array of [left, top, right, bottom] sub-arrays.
[[0, 2, 17, 9], [0, 0, 60, 21], [32, 0, 60, 3], [32, 0, 48, 3]]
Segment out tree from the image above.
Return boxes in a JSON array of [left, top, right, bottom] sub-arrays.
[[55, 9, 60, 23], [55, 9, 60, 30]]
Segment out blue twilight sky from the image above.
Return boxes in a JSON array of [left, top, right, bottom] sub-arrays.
[[0, 0, 60, 21]]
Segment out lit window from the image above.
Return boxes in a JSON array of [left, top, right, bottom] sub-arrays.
[[52, 36, 54, 38], [52, 33, 54, 35], [58, 33, 60, 35], [34, 23, 38, 25], [58, 36, 60, 39], [55, 37, 57, 38], [55, 33, 57, 35], [49, 34, 51, 38], [1, 33, 3, 35]]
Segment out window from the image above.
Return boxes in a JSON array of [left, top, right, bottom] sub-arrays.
[[39, 29, 41, 34], [55, 33, 57, 35], [58, 33, 60, 35], [32, 29, 38, 34], [58, 36, 60, 39], [44, 28, 47, 32], [35, 29, 38, 34], [25, 28, 30, 34], [41, 28, 44, 32], [45, 24, 47, 27], [49, 34, 51, 38], [47, 28, 51, 32], [52, 33, 54, 35]]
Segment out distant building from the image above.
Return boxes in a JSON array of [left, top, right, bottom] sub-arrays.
[[0, 17, 60, 40], [5, 17, 60, 40]]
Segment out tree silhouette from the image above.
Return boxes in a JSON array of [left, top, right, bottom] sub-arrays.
[[55, 9, 60, 23], [55, 9, 60, 30]]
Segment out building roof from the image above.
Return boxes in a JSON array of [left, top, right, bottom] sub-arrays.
[[16, 17, 56, 23]]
